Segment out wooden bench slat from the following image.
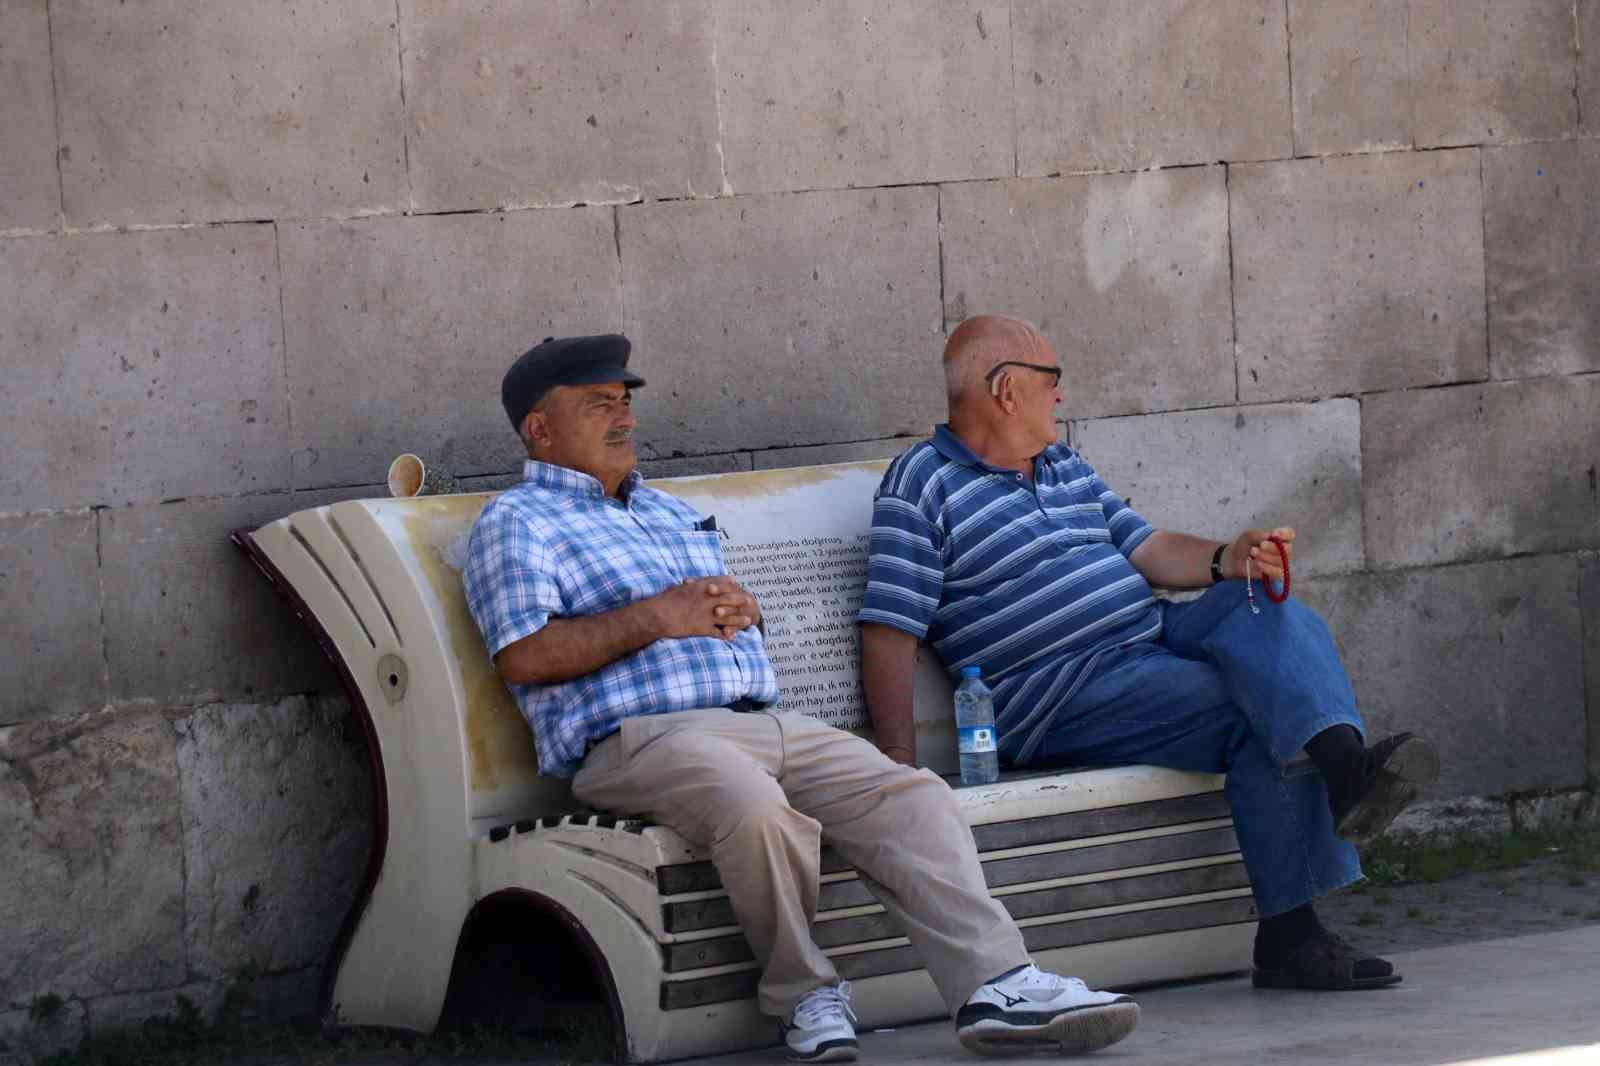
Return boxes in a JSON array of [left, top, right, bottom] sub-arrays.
[[659, 895, 1259, 1011], [661, 860, 1253, 972], [663, 825, 1241, 933]]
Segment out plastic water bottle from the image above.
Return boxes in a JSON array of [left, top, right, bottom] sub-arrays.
[[955, 666, 999, 786]]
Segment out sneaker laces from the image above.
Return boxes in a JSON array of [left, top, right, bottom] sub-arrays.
[[792, 981, 857, 1028], [1003, 964, 1086, 995]]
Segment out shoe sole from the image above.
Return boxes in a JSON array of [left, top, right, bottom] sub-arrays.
[[957, 1002, 1140, 1057], [1337, 737, 1440, 847], [1253, 969, 1404, 991], [786, 1039, 859, 1062]]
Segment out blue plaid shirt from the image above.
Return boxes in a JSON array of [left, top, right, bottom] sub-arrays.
[[464, 460, 779, 778]]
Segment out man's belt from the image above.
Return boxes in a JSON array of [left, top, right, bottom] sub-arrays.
[[583, 699, 770, 758]]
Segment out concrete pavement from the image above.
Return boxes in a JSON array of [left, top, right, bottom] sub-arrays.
[[676, 926, 1600, 1065]]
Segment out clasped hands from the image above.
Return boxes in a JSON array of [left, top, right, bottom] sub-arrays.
[[1223, 526, 1295, 583], [650, 575, 762, 641]]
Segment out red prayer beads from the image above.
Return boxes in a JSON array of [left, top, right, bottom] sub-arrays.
[[1245, 534, 1291, 613]]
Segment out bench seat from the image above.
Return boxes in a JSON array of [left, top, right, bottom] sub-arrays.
[[234, 461, 1254, 1062]]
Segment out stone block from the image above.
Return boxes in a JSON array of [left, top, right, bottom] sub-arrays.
[[0, 513, 104, 725], [1584, 1, 1600, 136], [1485, 140, 1600, 379], [0, 226, 289, 512], [1584, 553, 1599, 776], [83, 967, 319, 1033], [751, 438, 918, 471], [280, 209, 622, 490], [941, 169, 1234, 419], [0, 2, 59, 231], [1388, 796, 1512, 839], [1362, 377, 1600, 569], [1409, 0, 1577, 148], [99, 494, 338, 703], [1287, 0, 1410, 155], [0, 999, 85, 1063], [1509, 789, 1598, 831], [85, 982, 223, 1033], [401, 0, 722, 211], [619, 188, 942, 456], [1232, 151, 1487, 402], [1013, 0, 1290, 175], [1297, 555, 1587, 798], [178, 696, 372, 979], [715, 0, 1013, 193], [1073, 400, 1363, 577], [457, 472, 523, 495], [0, 709, 185, 1006], [640, 453, 753, 479], [51, 0, 406, 226]]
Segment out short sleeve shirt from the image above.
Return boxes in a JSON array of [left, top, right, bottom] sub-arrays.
[[857, 425, 1161, 687], [464, 460, 778, 777]]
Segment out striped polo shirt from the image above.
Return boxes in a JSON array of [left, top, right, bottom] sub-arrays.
[[858, 425, 1164, 760]]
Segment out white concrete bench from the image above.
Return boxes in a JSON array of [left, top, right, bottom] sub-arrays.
[[233, 460, 1254, 1062]]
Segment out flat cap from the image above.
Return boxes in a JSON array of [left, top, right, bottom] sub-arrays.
[[501, 333, 646, 431]]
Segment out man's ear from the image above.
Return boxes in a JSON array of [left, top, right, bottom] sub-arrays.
[[521, 409, 550, 451], [990, 371, 1019, 414]]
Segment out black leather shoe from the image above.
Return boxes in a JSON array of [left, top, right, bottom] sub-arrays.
[[1335, 733, 1440, 847]]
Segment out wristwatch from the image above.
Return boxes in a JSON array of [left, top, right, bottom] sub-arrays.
[[1209, 544, 1226, 584]]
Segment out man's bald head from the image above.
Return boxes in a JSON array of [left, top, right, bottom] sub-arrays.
[[942, 315, 1052, 404]]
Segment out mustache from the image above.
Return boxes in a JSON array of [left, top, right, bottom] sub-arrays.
[[604, 430, 633, 444]]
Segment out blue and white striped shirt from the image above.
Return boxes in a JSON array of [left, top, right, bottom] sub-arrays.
[[858, 426, 1163, 761], [464, 460, 778, 778]]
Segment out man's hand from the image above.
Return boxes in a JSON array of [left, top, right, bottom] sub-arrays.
[[648, 576, 760, 641], [710, 578, 762, 640], [1224, 527, 1295, 583]]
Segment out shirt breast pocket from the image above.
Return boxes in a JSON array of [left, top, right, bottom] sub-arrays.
[[664, 528, 726, 581]]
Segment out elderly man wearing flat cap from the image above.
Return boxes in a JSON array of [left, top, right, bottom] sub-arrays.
[[463, 335, 1140, 1061]]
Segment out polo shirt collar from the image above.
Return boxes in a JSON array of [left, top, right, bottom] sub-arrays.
[[932, 424, 1075, 480], [931, 423, 1043, 475], [520, 459, 643, 501]]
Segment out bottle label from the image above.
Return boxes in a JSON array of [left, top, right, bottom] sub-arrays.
[[958, 725, 996, 755]]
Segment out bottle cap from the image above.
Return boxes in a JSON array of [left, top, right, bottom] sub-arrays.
[[960, 665, 982, 679]]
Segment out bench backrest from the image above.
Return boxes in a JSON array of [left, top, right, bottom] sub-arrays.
[[249, 461, 956, 836]]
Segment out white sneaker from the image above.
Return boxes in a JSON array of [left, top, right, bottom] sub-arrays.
[[956, 964, 1139, 1056], [783, 981, 859, 1062]]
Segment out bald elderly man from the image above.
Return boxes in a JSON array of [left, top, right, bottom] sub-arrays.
[[464, 334, 1142, 1061], [859, 316, 1439, 992]]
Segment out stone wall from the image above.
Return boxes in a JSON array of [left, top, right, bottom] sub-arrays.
[[3, 0, 1597, 1050]]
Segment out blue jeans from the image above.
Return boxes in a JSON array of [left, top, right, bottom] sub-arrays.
[[1006, 582, 1364, 918]]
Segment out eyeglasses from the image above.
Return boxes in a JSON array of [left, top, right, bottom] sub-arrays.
[[984, 360, 1062, 389]]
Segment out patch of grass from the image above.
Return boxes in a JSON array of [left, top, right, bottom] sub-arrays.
[[30, 994, 66, 1024], [1355, 911, 1385, 928], [38, 972, 611, 1066], [1372, 890, 1393, 906], [1360, 822, 1600, 886], [1586, 909, 1600, 922], [1566, 873, 1587, 888], [1562, 907, 1581, 918]]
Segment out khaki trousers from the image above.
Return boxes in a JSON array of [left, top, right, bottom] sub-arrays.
[[572, 708, 1028, 1019]]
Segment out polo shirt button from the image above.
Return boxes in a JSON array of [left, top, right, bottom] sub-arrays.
[[1015, 473, 1024, 481]]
